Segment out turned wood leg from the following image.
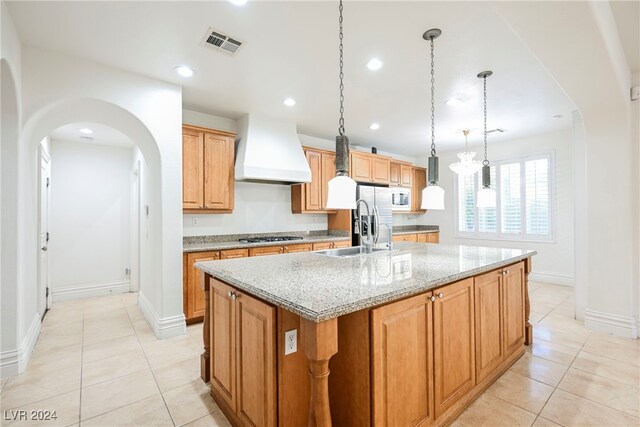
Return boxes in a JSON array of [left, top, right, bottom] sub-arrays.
[[300, 317, 338, 427], [201, 272, 211, 382], [524, 258, 533, 345]]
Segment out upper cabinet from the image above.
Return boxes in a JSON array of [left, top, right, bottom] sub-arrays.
[[411, 167, 427, 213], [291, 147, 337, 213], [350, 151, 390, 185], [390, 161, 413, 188], [182, 125, 235, 213]]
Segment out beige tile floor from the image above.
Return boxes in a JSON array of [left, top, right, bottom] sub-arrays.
[[1, 284, 638, 426]]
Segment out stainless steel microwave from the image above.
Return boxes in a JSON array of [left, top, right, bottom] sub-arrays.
[[391, 187, 411, 211]]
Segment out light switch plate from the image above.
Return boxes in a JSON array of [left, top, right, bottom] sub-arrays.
[[284, 329, 297, 355]]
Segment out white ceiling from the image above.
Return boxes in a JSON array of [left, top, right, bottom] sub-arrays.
[[8, 1, 579, 157], [49, 122, 134, 148], [610, 0, 640, 73]]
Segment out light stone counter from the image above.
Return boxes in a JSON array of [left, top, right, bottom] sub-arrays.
[[195, 242, 536, 322]]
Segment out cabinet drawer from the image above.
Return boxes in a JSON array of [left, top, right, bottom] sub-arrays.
[[313, 242, 333, 251], [332, 240, 351, 249], [220, 249, 249, 259], [284, 243, 313, 253], [249, 246, 284, 257]]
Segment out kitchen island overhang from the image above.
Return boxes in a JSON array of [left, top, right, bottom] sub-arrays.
[[195, 243, 536, 427]]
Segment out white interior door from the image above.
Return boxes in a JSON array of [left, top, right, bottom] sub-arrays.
[[39, 147, 51, 315]]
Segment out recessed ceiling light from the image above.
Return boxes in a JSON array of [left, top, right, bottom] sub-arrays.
[[446, 97, 463, 106], [369, 123, 380, 130], [283, 98, 296, 107], [79, 128, 94, 135], [366, 58, 384, 71], [228, 0, 248, 6], [174, 66, 194, 78]]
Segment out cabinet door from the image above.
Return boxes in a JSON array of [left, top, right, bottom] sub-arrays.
[[372, 157, 390, 184], [412, 168, 427, 212], [210, 279, 237, 411], [401, 164, 413, 188], [372, 293, 434, 427], [204, 133, 234, 210], [390, 162, 401, 186], [182, 129, 204, 209], [503, 262, 526, 356], [220, 249, 249, 259], [283, 243, 313, 253], [187, 251, 219, 321], [474, 270, 504, 383], [249, 246, 284, 257], [305, 150, 323, 211], [321, 152, 336, 211], [433, 278, 475, 419], [351, 152, 372, 183], [236, 291, 276, 427], [332, 240, 351, 249], [427, 233, 439, 244]]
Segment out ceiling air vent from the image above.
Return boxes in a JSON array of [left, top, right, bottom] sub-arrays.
[[200, 28, 243, 56]]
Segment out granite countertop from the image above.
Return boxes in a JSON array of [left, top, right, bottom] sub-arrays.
[[184, 232, 350, 253], [195, 243, 536, 322], [392, 225, 439, 236]]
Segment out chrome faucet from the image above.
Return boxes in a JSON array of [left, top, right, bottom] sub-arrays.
[[355, 199, 374, 254], [381, 223, 393, 251]]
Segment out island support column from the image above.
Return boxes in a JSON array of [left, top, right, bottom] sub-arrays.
[[300, 317, 338, 427], [524, 257, 533, 345], [200, 272, 210, 382]]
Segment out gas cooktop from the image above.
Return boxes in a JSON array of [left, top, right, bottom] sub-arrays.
[[238, 236, 304, 244]]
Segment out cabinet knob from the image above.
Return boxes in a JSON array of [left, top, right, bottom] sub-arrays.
[[429, 296, 436, 302], [284, 246, 288, 250], [230, 292, 238, 300], [437, 292, 443, 299], [227, 291, 233, 298]]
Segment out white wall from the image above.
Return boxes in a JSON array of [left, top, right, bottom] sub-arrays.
[[423, 129, 575, 285], [182, 111, 426, 236], [49, 139, 132, 299]]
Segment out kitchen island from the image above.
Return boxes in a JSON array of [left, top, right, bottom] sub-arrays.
[[196, 243, 536, 427]]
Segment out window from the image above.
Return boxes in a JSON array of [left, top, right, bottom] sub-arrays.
[[454, 153, 554, 241]]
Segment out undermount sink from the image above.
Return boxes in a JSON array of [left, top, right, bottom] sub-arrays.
[[315, 246, 390, 258]]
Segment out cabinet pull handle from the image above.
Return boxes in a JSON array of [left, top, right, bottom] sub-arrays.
[[437, 292, 443, 299]]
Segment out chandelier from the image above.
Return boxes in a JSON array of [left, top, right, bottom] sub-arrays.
[[449, 129, 482, 176]]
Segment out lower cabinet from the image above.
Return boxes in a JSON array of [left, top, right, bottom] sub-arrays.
[[393, 232, 439, 243], [210, 278, 276, 427], [371, 292, 435, 427], [185, 251, 220, 322]]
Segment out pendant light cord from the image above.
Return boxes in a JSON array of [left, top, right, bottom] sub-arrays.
[[338, 0, 345, 136], [482, 75, 489, 166], [430, 36, 436, 157]]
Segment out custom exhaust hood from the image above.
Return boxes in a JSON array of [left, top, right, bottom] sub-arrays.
[[235, 115, 311, 184]]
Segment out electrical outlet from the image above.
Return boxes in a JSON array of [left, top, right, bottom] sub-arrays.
[[284, 329, 297, 355], [192, 217, 199, 226]]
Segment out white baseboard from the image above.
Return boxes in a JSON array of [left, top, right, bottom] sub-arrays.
[[51, 280, 130, 302], [584, 309, 638, 339], [528, 272, 574, 287], [137, 290, 186, 340], [0, 314, 41, 379]]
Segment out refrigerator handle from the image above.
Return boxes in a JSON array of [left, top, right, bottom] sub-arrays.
[[373, 205, 381, 244]]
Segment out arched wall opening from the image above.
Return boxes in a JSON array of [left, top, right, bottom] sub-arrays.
[[1, 58, 21, 371]]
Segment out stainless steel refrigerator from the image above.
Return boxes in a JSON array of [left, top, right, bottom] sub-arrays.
[[352, 185, 393, 248]]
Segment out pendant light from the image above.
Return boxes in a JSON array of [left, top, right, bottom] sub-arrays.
[[449, 129, 483, 176], [326, 0, 357, 209], [421, 28, 445, 210], [476, 70, 496, 208]]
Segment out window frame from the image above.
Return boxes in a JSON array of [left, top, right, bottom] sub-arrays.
[[453, 151, 556, 243]]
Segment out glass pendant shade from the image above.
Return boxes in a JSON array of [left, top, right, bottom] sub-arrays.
[[477, 187, 496, 208], [421, 184, 445, 210], [326, 175, 357, 209], [449, 151, 483, 176]]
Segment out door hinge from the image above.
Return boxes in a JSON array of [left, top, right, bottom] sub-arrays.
[[46, 287, 49, 297], [46, 177, 50, 188], [46, 232, 50, 242]]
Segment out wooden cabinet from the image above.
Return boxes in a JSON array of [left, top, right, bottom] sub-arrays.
[[332, 240, 351, 248], [372, 292, 434, 427], [474, 262, 526, 384], [350, 152, 390, 185], [249, 246, 284, 257], [183, 125, 236, 212], [433, 278, 475, 419], [185, 251, 219, 322], [393, 234, 418, 243], [312, 240, 351, 250], [291, 148, 337, 213], [411, 167, 427, 213], [221, 249, 249, 259], [284, 243, 313, 253], [390, 162, 413, 188], [210, 279, 276, 427], [416, 232, 439, 244]]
